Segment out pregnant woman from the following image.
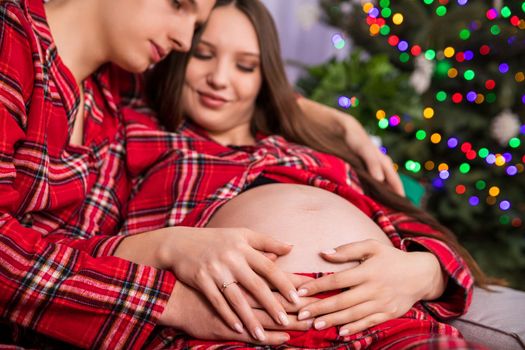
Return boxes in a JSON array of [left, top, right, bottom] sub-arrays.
[[118, 0, 491, 348]]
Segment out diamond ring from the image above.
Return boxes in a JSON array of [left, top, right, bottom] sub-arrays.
[[220, 281, 238, 293]]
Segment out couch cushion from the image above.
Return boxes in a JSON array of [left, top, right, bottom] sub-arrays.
[[448, 285, 525, 349]]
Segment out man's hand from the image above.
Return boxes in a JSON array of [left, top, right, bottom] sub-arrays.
[[160, 281, 313, 345], [115, 226, 300, 341]]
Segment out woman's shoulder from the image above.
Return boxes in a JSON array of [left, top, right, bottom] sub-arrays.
[[121, 105, 162, 131]]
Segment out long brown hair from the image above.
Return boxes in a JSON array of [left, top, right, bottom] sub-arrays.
[[147, 0, 501, 287]]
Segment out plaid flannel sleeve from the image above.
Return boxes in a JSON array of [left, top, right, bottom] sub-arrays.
[[391, 214, 474, 319]]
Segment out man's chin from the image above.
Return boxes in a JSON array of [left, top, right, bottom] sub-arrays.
[[115, 57, 151, 74]]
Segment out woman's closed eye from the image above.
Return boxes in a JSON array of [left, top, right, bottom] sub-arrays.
[[237, 64, 257, 73], [193, 52, 258, 73], [237, 60, 259, 73], [193, 51, 213, 60]]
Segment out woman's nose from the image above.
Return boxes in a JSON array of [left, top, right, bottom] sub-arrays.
[[207, 62, 229, 89]]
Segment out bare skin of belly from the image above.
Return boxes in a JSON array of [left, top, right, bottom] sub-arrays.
[[207, 184, 393, 273]]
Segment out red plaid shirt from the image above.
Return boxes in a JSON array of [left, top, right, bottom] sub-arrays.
[[122, 111, 474, 323], [0, 0, 175, 348], [121, 112, 476, 348]]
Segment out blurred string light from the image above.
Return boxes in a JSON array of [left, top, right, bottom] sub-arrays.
[[368, 12, 522, 172], [363, 0, 525, 67], [337, 95, 360, 109], [346, 1, 525, 225], [371, 106, 524, 225], [373, 107, 525, 171], [331, 33, 347, 50], [362, 0, 525, 119]]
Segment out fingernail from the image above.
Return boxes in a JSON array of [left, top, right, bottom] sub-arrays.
[[314, 320, 326, 330], [339, 328, 350, 336], [298, 288, 308, 297], [321, 248, 337, 255], [289, 290, 300, 304], [278, 312, 289, 326], [297, 310, 310, 320], [254, 327, 266, 341], [280, 334, 290, 343], [233, 322, 244, 334]]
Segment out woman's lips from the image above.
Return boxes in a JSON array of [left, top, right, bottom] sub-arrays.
[[198, 91, 229, 109]]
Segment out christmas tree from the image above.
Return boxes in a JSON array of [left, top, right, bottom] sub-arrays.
[[297, 0, 525, 289]]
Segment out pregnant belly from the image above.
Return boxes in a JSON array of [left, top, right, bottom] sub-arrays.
[[206, 184, 393, 272]]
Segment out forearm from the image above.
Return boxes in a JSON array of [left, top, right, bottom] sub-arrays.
[[114, 226, 201, 270], [113, 228, 169, 268], [401, 234, 473, 317], [413, 251, 448, 300], [295, 97, 406, 195], [296, 97, 346, 137]]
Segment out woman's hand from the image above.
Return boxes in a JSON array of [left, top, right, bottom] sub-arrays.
[[294, 239, 447, 336], [297, 98, 405, 196], [159, 281, 313, 345], [114, 226, 300, 341], [240, 273, 319, 314]]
